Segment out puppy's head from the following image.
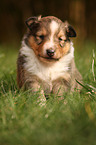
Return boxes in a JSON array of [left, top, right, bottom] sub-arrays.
[[25, 15, 76, 63]]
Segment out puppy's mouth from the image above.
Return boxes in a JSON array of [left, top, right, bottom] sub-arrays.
[[38, 55, 60, 61]]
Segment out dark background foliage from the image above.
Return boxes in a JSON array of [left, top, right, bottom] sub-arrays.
[[0, 0, 96, 44]]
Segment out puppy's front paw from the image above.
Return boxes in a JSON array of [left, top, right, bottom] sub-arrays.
[[37, 90, 46, 106]]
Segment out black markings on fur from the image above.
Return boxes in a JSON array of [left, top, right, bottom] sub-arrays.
[[17, 53, 26, 66], [25, 16, 41, 35], [66, 26, 76, 37]]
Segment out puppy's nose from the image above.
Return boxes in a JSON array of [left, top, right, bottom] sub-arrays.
[[46, 49, 55, 57]]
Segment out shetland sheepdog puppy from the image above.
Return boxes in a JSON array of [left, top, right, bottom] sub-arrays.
[[17, 15, 82, 103]]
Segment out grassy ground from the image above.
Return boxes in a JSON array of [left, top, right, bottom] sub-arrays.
[[0, 41, 96, 145]]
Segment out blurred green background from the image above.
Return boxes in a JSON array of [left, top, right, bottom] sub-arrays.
[[0, 0, 96, 45]]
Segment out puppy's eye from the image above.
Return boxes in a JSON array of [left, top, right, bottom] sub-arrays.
[[58, 36, 67, 42], [38, 35, 44, 40], [58, 36, 66, 48], [59, 37, 63, 41], [35, 35, 44, 45]]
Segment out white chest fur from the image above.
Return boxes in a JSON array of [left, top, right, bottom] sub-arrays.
[[20, 42, 74, 83]]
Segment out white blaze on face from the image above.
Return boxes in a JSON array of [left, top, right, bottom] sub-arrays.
[[43, 21, 59, 53], [50, 20, 59, 42]]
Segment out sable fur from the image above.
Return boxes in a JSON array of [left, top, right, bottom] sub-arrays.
[[17, 15, 82, 98]]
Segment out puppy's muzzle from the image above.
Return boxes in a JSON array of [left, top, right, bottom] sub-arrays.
[[46, 49, 55, 57]]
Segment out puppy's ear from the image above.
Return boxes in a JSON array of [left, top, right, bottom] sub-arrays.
[[65, 21, 76, 37], [25, 15, 42, 31]]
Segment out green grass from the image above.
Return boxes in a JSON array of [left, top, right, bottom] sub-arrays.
[[0, 41, 96, 145]]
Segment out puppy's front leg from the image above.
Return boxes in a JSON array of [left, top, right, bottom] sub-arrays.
[[52, 78, 70, 96], [25, 80, 46, 106]]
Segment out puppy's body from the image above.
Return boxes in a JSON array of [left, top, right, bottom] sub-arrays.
[[17, 16, 82, 98]]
